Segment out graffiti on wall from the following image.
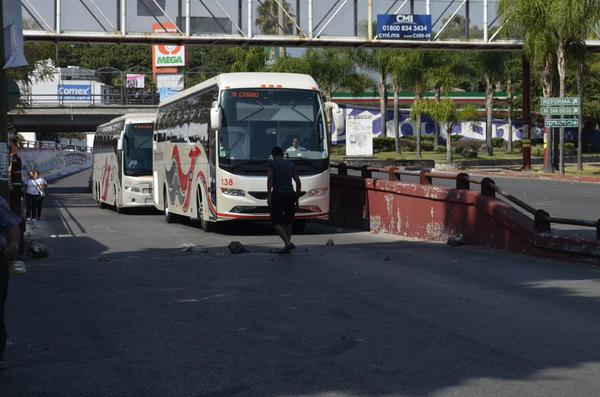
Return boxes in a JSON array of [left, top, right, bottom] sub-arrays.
[[18, 149, 92, 181], [331, 107, 548, 145]]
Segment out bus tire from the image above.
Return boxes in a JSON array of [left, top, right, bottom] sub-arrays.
[[164, 187, 176, 224], [197, 189, 215, 232], [97, 183, 106, 209]]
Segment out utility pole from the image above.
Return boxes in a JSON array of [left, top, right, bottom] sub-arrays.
[[0, 1, 10, 200]]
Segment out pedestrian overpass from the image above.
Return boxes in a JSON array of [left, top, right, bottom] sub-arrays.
[[21, 0, 600, 50]]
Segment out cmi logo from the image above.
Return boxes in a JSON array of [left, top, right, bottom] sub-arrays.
[[395, 14, 414, 23]]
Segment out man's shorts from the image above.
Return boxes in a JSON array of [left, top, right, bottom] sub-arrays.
[[270, 192, 296, 226]]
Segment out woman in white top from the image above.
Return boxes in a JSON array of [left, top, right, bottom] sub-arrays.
[[33, 170, 47, 220], [24, 170, 47, 222]]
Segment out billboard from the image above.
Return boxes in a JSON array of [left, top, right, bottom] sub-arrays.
[[58, 84, 92, 101], [152, 23, 185, 76], [377, 14, 432, 40], [154, 44, 185, 67], [126, 74, 145, 88]]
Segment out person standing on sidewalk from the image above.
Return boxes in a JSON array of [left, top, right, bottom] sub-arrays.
[[0, 196, 22, 369], [33, 170, 47, 221], [267, 146, 301, 254], [24, 171, 39, 222]]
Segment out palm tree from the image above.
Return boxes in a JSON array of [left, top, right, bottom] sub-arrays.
[[412, 99, 479, 163], [471, 52, 509, 156], [499, 0, 600, 174], [390, 51, 428, 155], [256, 0, 293, 35], [273, 49, 366, 101], [354, 49, 394, 137]]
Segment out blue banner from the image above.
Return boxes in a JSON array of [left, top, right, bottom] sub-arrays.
[[58, 84, 91, 101], [377, 14, 432, 40]]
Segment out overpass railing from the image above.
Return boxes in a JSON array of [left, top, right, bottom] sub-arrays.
[[333, 163, 600, 240], [21, 140, 92, 153], [21, 92, 159, 107]]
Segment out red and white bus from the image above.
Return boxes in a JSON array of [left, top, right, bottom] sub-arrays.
[[152, 72, 344, 230], [92, 114, 155, 212]]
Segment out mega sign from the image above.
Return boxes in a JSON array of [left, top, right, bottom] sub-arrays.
[[58, 84, 91, 101], [154, 44, 185, 67], [377, 14, 432, 40]]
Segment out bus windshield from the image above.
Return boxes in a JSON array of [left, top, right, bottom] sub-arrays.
[[123, 123, 153, 176], [219, 89, 328, 174]]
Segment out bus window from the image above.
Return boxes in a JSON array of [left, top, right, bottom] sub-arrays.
[[123, 123, 153, 176]]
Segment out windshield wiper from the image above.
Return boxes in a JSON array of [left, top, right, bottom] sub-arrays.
[[239, 100, 265, 121], [289, 101, 312, 122]]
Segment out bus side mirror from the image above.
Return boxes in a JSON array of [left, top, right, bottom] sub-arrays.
[[211, 105, 222, 131], [326, 102, 345, 133], [117, 139, 123, 151]]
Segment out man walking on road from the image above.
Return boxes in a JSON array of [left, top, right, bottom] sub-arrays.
[[0, 196, 22, 369], [267, 146, 301, 254]]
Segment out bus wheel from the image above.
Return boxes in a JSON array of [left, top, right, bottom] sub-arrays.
[[97, 184, 105, 209], [164, 188, 176, 224], [197, 190, 214, 232]]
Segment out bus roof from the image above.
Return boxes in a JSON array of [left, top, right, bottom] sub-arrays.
[[98, 113, 156, 129], [159, 73, 320, 108]]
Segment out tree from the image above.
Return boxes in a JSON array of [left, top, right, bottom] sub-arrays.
[[500, 0, 600, 174], [355, 49, 394, 137], [256, 0, 293, 35], [470, 52, 509, 156], [412, 99, 479, 162], [273, 49, 366, 101], [390, 51, 428, 155]]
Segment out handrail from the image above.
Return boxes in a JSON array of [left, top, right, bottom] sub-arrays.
[[332, 162, 600, 240]]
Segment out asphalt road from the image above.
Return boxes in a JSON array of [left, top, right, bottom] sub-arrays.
[[4, 171, 600, 396]]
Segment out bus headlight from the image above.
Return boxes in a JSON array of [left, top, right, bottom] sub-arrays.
[[124, 185, 142, 192], [221, 188, 246, 197], [307, 188, 328, 197]]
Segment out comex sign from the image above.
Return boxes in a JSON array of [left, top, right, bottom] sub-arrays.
[[377, 14, 432, 40], [154, 45, 185, 67], [58, 84, 91, 101]]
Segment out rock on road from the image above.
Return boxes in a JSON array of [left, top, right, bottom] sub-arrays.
[[3, 171, 600, 397]]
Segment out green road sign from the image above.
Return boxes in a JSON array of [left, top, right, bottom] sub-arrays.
[[541, 106, 580, 116], [545, 118, 579, 128], [540, 97, 581, 107]]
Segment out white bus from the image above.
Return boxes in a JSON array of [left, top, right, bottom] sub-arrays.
[[152, 72, 344, 230], [92, 114, 155, 212]]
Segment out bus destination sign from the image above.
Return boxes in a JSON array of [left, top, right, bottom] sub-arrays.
[[377, 14, 432, 40]]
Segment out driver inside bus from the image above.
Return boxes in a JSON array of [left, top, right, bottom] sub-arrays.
[[285, 136, 306, 153]]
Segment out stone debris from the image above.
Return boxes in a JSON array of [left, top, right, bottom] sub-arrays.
[[325, 239, 335, 246], [447, 233, 465, 247], [228, 241, 249, 254], [28, 241, 49, 258]]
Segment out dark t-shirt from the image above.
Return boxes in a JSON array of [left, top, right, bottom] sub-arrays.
[[269, 159, 295, 193]]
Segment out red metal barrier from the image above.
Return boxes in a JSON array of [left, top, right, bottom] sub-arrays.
[[330, 168, 600, 263]]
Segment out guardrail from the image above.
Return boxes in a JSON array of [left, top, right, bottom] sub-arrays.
[[332, 163, 600, 240], [20, 92, 160, 107], [20, 140, 92, 153]]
